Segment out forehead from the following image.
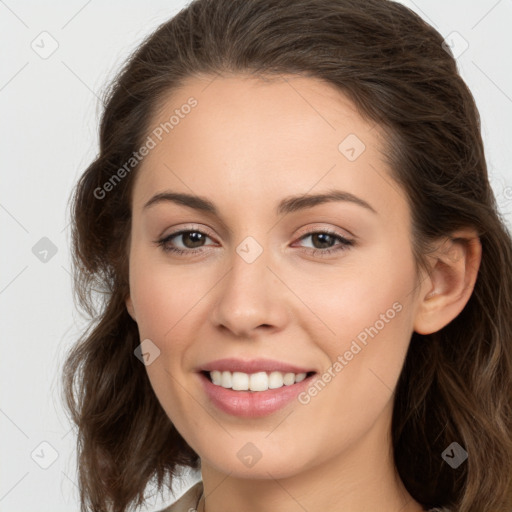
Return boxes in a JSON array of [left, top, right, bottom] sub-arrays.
[[131, 73, 406, 223]]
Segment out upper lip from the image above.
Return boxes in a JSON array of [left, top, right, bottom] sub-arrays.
[[198, 358, 316, 374]]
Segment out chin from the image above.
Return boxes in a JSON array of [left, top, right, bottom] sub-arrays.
[[199, 439, 314, 480]]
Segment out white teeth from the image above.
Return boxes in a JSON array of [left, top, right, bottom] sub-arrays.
[[220, 371, 232, 388], [249, 371, 268, 391], [232, 371, 249, 390], [283, 373, 295, 386], [208, 370, 309, 391], [210, 370, 222, 385], [268, 371, 283, 389]]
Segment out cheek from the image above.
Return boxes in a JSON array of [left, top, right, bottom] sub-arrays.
[[128, 256, 202, 416], [304, 245, 417, 389], [302, 246, 415, 342], [293, 256, 416, 446], [129, 253, 203, 341]]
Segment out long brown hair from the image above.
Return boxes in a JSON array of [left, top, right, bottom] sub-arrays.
[[62, 0, 512, 510]]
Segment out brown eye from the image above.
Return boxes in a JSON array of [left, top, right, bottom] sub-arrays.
[[295, 230, 354, 257], [156, 229, 214, 254], [178, 231, 208, 248]]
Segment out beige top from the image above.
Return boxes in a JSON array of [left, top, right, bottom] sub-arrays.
[[156, 480, 451, 512], [157, 481, 203, 512]]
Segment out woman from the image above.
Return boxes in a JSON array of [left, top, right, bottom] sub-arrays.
[[62, 0, 512, 511]]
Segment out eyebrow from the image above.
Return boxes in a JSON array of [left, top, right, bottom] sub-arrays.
[[143, 189, 378, 216]]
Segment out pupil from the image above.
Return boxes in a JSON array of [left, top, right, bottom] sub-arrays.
[[313, 233, 332, 248], [185, 232, 204, 248]]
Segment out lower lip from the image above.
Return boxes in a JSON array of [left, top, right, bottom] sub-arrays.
[[198, 372, 315, 418]]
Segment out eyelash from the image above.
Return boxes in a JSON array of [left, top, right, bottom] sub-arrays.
[[155, 227, 354, 258]]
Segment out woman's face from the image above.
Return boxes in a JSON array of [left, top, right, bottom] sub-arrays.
[[126, 74, 430, 479]]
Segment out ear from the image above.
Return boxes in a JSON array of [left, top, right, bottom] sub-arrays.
[[413, 228, 482, 335], [126, 295, 137, 321]]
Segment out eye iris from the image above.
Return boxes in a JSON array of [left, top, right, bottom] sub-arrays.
[[312, 233, 334, 249], [183, 231, 205, 248]]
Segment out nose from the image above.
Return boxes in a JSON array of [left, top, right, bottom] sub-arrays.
[[210, 241, 288, 339]]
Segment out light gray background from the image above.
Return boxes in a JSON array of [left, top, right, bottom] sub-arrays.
[[1, 1, 511, 511]]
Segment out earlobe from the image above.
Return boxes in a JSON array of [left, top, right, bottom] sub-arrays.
[[413, 229, 482, 335], [126, 296, 136, 321]]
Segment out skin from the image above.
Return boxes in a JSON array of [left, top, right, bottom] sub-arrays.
[[125, 73, 481, 512]]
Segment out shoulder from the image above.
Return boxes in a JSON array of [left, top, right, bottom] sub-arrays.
[[155, 485, 449, 512], [155, 481, 203, 512]]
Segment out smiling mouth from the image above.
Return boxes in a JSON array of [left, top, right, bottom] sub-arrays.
[[200, 370, 317, 392]]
